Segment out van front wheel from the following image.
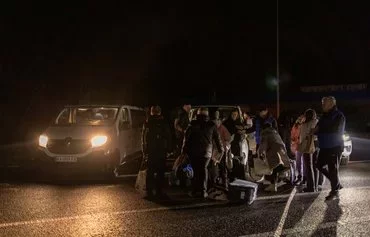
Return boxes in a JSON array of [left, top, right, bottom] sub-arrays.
[[104, 151, 120, 179]]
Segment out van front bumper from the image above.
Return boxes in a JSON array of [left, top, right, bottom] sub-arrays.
[[35, 148, 117, 171]]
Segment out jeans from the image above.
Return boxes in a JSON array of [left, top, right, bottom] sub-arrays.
[[317, 147, 342, 192]]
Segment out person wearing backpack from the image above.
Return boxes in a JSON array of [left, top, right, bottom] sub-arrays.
[[142, 105, 172, 199]]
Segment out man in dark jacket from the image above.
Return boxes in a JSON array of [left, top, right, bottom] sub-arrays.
[[182, 107, 224, 198], [315, 96, 345, 200], [142, 105, 172, 199]]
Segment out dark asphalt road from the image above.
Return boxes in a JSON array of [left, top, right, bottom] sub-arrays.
[[1, 136, 370, 236], [1, 161, 370, 237]]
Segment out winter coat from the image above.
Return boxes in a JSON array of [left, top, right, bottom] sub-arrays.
[[258, 127, 290, 170], [183, 115, 224, 159], [142, 115, 172, 156], [317, 107, 345, 149], [298, 119, 318, 154]]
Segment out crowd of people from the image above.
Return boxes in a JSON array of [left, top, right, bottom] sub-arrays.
[[140, 96, 346, 201]]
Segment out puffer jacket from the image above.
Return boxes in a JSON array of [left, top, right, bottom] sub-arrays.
[[183, 115, 224, 159]]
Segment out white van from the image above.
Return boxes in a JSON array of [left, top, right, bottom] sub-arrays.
[[37, 105, 146, 176]]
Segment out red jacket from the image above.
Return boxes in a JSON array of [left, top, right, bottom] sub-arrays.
[[218, 124, 231, 148], [290, 124, 301, 153]]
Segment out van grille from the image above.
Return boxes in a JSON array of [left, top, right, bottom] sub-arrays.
[[47, 139, 91, 154]]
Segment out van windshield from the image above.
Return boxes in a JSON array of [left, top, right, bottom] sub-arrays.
[[55, 107, 119, 126]]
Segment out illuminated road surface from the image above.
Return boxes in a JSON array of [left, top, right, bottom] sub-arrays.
[[1, 162, 370, 236]]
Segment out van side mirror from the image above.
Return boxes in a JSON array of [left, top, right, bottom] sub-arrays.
[[119, 121, 131, 130]]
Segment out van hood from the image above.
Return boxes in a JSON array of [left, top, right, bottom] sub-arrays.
[[44, 126, 114, 140]]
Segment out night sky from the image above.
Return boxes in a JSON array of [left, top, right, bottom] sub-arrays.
[[1, 1, 369, 141]]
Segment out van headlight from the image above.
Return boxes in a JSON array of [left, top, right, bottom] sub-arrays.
[[343, 134, 350, 141], [39, 135, 49, 148], [91, 135, 108, 148]]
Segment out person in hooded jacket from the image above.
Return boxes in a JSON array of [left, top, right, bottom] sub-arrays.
[[258, 123, 291, 192], [142, 105, 172, 199], [182, 107, 224, 198]]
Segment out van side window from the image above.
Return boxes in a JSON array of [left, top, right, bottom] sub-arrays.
[[56, 109, 70, 125], [131, 110, 146, 128], [121, 108, 129, 122]]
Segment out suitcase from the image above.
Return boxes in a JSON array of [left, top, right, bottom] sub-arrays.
[[228, 179, 258, 205]]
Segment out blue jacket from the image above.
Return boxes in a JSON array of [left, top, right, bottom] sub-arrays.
[[253, 115, 278, 145], [317, 107, 345, 149]]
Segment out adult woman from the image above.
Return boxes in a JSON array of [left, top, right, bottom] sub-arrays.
[[298, 109, 319, 192], [259, 123, 291, 192]]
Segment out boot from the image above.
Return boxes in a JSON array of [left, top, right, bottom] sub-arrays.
[[264, 183, 277, 192]]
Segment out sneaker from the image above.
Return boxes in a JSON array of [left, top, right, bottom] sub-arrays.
[[294, 177, 303, 186], [264, 184, 277, 192]]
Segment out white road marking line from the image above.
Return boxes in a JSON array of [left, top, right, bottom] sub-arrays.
[[255, 185, 370, 201], [349, 160, 370, 164], [115, 172, 171, 178], [0, 202, 224, 229], [2, 185, 370, 230], [243, 215, 370, 236], [114, 174, 138, 178], [273, 187, 296, 237]]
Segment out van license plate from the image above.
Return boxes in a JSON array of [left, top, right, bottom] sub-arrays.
[[55, 157, 77, 163]]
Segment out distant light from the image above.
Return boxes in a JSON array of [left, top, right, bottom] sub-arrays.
[[266, 77, 278, 90]]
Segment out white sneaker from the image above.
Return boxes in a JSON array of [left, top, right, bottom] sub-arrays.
[[264, 184, 277, 192]]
